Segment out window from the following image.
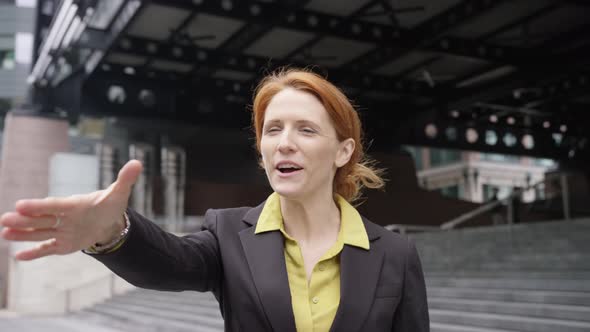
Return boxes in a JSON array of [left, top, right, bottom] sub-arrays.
[[403, 145, 423, 171], [481, 152, 520, 163], [0, 50, 15, 69], [438, 185, 459, 199], [430, 148, 461, 167], [533, 158, 556, 168], [0, 98, 11, 130], [483, 184, 512, 201]]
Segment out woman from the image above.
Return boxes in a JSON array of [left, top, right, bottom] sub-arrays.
[[1, 69, 429, 331]]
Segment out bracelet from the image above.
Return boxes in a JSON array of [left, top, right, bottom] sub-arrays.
[[84, 211, 130, 254]]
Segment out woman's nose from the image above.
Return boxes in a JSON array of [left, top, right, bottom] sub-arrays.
[[277, 130, 296, 152]]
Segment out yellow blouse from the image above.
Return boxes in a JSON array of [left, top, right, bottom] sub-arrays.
[[255, 193, 370, 332]]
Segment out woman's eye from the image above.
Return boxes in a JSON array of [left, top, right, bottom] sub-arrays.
[[301, 128, 316, 134], [265, 127, 280, 133]]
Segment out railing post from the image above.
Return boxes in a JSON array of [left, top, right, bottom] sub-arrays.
[[507, 198, 514, 225], [561, 173, 571, 220]]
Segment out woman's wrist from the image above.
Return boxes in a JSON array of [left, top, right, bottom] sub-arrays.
[[84, 211, 130, 254], [97, 212, 127, 245]]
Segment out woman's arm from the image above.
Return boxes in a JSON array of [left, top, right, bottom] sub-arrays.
[[89, 208, 222, 293], [1, 160, 222, 293], [391, 239, 430, 331]]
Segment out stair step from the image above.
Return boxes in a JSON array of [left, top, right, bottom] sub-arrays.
[[428, 286, 590, 306], [428, 297, 590, 322], [0, 316, 125, 332], [111, 296, 222, 318], [479, 261, 590, 270], [84, 305, 222, 332], [426, 277, 590, 292], [430, 308, 590, 332], [430, 322, 520, 332], [98, 301, 223, 329], [424, 270, 590, 279], [118, 291, 219, 309]]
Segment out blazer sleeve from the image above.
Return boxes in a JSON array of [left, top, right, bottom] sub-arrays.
[[391, 239, 430, 332], [88, 208, 222, 293]]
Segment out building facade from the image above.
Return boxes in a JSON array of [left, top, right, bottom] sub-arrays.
[[0, 0, 35, 108], [406, 146, 556, 204]]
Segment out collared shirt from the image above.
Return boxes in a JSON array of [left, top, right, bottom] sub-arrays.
[[255, 192, 370, 332]]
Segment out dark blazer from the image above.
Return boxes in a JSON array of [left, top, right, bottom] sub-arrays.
[[92, 201, 430, 332]]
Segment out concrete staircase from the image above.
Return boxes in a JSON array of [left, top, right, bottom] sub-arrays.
[[413, 218, 590, 332], [54, 218, 589, 332], [75, 289, 223, 332]]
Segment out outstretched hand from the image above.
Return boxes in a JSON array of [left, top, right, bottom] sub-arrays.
[[0, 160, 143, 261]]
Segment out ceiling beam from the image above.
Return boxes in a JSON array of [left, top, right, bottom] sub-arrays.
[[428, 36, 539, 65], [154, 0, 404, 44], [282, 0, 380, 61], [196, 0, 312, 81], [108, 35, 433, 97], [156, 0, 520, 64], [444, 46, 590, 111], [343, 0, 508, 72], [478, 2, 560, 40]]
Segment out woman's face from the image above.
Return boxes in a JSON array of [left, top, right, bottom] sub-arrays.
[[260, 88, 354, 200]]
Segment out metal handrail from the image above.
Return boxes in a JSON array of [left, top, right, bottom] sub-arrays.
[[440, 199, 504, 230], [443, 178, 550, 230], [384, 224, 441, 234], [385, 176, 562, 234]]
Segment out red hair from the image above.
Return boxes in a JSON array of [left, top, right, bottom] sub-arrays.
[[252, 68, 384, 203]]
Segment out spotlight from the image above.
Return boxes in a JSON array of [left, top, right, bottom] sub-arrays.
[[425, 123, 438, 138]]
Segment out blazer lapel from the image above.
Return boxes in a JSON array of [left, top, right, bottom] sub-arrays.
[[330, 220, 384, 332], [239, 205, 296, 332]]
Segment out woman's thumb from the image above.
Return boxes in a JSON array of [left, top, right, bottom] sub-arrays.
[[113, 159, 143, 194]]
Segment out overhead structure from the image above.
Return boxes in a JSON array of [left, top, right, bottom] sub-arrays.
[[29, 0, 590, 163]]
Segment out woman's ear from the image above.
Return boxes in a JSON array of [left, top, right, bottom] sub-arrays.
[[335, 138, 355, 168]]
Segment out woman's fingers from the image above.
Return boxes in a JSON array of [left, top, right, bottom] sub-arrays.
[[0, 212, 59, 229], [1, 228, 58, 242], [15, 196, 76, 217], [113, 159, 143, 194], [15, 239, 58, 261]]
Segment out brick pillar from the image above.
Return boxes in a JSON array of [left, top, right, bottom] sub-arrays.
[[0, 112, 69, 308]]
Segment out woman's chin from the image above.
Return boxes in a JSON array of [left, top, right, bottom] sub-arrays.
[[272, 184, 306, 199]]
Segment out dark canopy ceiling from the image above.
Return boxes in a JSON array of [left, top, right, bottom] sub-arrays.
[[29, 0, 590, 162]]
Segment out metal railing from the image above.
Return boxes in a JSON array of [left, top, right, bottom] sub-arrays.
[[385, 174, 571, 234]]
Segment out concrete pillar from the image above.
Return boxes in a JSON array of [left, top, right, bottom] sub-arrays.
[[421, 148, 431, 169], [96, 143, 118, 189], [129, 143, 154, 219], [161, 145, 186, 232], [0, 112, 69, 309]]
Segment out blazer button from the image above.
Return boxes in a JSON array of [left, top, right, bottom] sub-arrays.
[[312, 297, 319, 304], [318, 264, 326, 271]]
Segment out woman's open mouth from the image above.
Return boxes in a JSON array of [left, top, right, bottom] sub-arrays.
[[276, 162, 303, 177]]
